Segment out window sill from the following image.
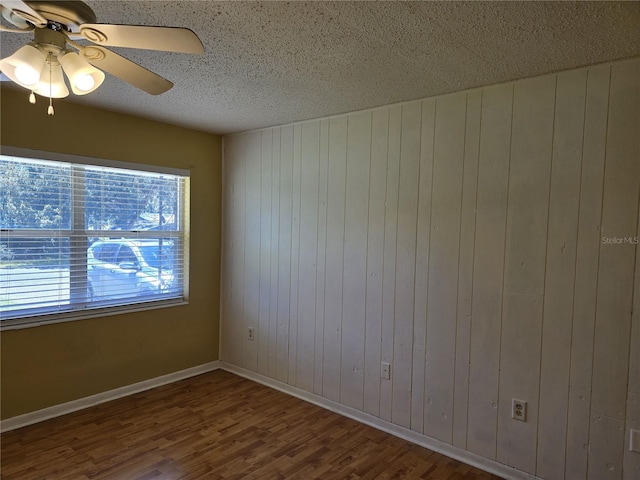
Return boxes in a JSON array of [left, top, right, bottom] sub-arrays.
[[0, 299, 189, 331]]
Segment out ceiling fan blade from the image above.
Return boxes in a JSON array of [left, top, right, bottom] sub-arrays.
[[0, 23, 34, 32], [0, 1, 47, 27], [81, 46, 173, 95], [78, 24, 204, 54]]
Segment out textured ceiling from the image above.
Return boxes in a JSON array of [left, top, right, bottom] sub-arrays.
[[1, 1, 639, 134]]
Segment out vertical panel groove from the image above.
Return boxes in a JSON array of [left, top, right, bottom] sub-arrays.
[[421, 99, 435, 429], [269, 129, 281, 378], [451, 94, 469, 442], [408, 100, 424, 433], [562, 71, 589, 476], [381, 105, 401, 421], [534, 76, 558, 474], [338, 118, 349, 403], [462, 89, 482, 449], [362, 113, 373, 407], [584, 66, 611, 479], [313, 121, 326, 395], [390, 108, 402, 421], [289, 125, 302, 383], [495, 84, 515, 460], [412, 99, 435, 433], [378, 106, 392, 417], [410, 101, 423, 345], [362, 114, 372, 413]]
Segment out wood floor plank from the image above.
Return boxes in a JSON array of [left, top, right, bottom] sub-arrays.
[[1, 371, 503, 479]]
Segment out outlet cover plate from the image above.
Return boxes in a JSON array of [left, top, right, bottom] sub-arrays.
[[631, 429, 640, 453], [512, 399, 527, 422]]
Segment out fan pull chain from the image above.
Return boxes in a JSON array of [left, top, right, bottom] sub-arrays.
[[29, 91, 36, 104], [47, 53, 54, 116]]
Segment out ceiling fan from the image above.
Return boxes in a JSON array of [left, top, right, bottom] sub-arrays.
[[0, 0, 203, 114]]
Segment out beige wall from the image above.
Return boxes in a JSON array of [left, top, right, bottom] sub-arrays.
[[0, 86, 222, 419], [221, 58, 640, 479]]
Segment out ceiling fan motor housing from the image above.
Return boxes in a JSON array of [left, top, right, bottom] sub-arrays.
[[33, 26, 66, 55], [23, 1, 96, 29]]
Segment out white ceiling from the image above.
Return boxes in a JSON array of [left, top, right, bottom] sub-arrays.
[[2, 1, 639, 135]]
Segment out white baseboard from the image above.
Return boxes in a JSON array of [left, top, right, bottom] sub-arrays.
[[1, 360, 220, 433], [1, 359, 539, 480], [220, 362, 540, 480]]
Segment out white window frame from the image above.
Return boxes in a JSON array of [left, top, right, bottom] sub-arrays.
[[0, 146, 190, 330]]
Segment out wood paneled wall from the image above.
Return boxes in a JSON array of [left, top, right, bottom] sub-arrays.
[[221, 58, 640, 479]]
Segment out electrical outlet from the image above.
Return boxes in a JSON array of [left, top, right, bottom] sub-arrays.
[[631, 429, 640, 453], [381, 362, 391, 380], [248, 327, 255, 341], [512, 399, 527, 422]]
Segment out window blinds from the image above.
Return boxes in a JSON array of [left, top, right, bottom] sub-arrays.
[[0, 154, 189, 326]]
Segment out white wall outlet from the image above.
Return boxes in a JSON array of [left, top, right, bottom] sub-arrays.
[[248, 327, 255, 341], [381, 362, 391, 380], [631, 429, 640, 453], [512, 399, 527, 422]]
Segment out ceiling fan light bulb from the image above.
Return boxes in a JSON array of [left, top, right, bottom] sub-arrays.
[[14, 64, 40, 86], [59, 51, 105, 95], [75, 74, 95, 92], [0, 44, 45, 89]]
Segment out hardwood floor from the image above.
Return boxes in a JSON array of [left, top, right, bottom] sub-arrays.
[[1, 371, 503, 479]]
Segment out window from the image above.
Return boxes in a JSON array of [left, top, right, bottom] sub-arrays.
[[0, 148, 189, 328]]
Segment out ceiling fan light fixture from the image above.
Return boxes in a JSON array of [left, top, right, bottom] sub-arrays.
[[59, 50, 105, 95], [0, 43, 46, 88], [2, 0, 204, 110]]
